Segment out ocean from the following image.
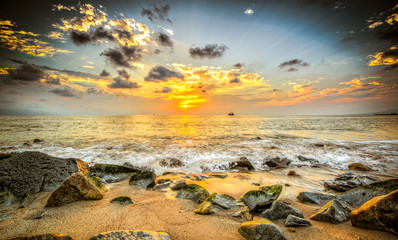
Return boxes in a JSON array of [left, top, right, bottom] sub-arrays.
[[1, 115, 397, 174]]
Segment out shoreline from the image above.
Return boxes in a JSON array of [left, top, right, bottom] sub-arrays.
[[1, 156, 398, 240]]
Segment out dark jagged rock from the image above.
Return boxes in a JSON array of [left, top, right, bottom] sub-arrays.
[[90, 164, 138, 183], [129, 171, 156, 189], [110, 196, 134, 205], [324, 172, 380, 192], [337, 179, 398, 207], [348, 163, 373, 171], [297, 192, 336, 205], [309, 200, 351, 224], [89, 176, 108, 193], [0, 153, 13, 160], [350, 189, 398, 235], [238, 217, 291, 240], [0, 191, 18, 206], [285, 214, 311, 227], [263, 157, 291, 169], [6, 233, 74, 240], [195, 193, 239, 214], [153, 182, 171, 191], [33, 139, 45, 144], [19, 192, 35, 208], [260, 201, 303, 220], [297, 156, 319, 164], [46, 172, 103, 207], [175, 184, 210, 203], [170, 180, 187, 190], [229, 157, 255, 171], [0, 152, 89, 198], [241, 185, 282, 212], [194, 194, 216, 215], [89, 230, 170, 240], [159, 158, 184, 167], [156, 179, 171, 184]]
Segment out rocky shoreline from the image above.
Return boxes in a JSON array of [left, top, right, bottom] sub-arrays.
[[0, 151, 398, 240]]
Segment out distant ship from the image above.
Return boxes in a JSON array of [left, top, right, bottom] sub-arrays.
[[228, 112, 234, 116]]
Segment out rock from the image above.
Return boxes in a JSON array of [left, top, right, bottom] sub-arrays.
[[33, 139, 45, 144], [0, 153, 13, 160], [32, 212, 45, 220], [89, 176, 108, 193], [194, 175, 210, 181], [234, 204, 253, 221], [194, 196, 216, 215], [210, 174, 228, 178], [23, 141, 33, 147], [260, 201, 303, 220], [285, 214, 311, 227], [263, 157, 291, 169], [212, 193, 239, 209], [89, 230, 170, 240], [110, 196, 134, 205], [309, 200, 351, 224], [90, 164, 138, 183], [0, 191, 18, 206], [0, 152, 89, 198], [238, 217, 291, 240], [279, 198, 293, 205], [156, 179, 170, 184], [287, 227, 296, 232], [175, 184, 210, 203], [241, 185, 282, 212], [337, 179, 398, 207], [170, 180, 187, 190], [324, 172, 380, 192], [314, 144, 324, 147], [350, 189, 398, 235], [19, 192, 35, 208], [129, 171, 156, 189], [6, 233, 74, 240], [348, 163, 373, 171], [159, 158, 184, 167], [45, 172, 103, 207], [229, 157, 255, 171], [297, 155, 319, 165], [297, 192, 336, 205], [287, 170, 297, 176], [153, 182, 171, 191]]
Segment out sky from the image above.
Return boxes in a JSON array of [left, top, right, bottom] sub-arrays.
[[0, 0, 397, 115]]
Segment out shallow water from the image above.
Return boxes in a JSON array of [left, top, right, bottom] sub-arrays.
[[1, 115, 397, 174]]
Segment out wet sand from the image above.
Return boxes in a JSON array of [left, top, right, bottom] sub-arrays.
[[1, 167, 398, 240]]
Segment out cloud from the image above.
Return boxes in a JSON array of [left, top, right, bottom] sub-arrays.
[[156, 87, 172, 93], [0, 19, 73, 57], [100, 46, 142, 68], [1, 62, 47, 84], [141, 4, 172, 23], [233, 63, 244, 69], [49, 86, 80, 97], [70, 27, 116, 45], [377, 24, 398, 43], [189, 44, 228, 59], [86, 87, 104, 94], [47, 31, 65, 40], [92, 27, 115, 41], [44, 76, 61, 85], [368, 47, 398, 71], [108, 70, 140, 89], [229, 78, 241, 84], [279, 59, 310, 71], [156, 33, 173, 47], [144, 66, 184, 82], [70, 31, 92, 45], [100, 70, 110, 77], [244, 9, 254, 15]]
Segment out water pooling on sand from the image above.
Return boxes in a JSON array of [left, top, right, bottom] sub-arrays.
[[0, 115, 397, 174]]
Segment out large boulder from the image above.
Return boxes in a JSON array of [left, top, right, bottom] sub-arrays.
[[260, 201, 303, 220], [263, 157, 291, 169], [337, 179, 398, 206], [175, 184, 210, 203], [238, 217, 291, 240], [89, 230, 170, 240], [194, 193, 238, 215], [241, 185, 282, 212], [229, 157, 255, 171], [296, 191, 336, 205], [0, 152, 89, 198], [348, 163, 373, 171], [90, 164, 137, 183], [309, 200, 351, 224], [46, 172, 103, 207], [6, 233, 74, 240], [350, 189, 398, 235], [324, 172, 380, 192], [285, 215, 311, 227], [129, 171, 156, 189]]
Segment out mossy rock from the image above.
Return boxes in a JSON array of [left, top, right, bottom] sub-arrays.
[[90, 164, 137, 176], [194, 198, 216, 215], [110, 196, 134, 205], [309, 199, 351, 224], [129, 171, 156, 189], [175, 184, 210, 203], [89, 176, 108, 193], [238, 217, 290, 240], [241, 185, 283, 212]]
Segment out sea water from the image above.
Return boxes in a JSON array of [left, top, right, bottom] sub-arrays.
[[1, 115, 397, 174]]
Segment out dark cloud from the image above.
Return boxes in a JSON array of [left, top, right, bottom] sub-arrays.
[[108, 70, 140, 89], [229, 78, 241, 84], [44, 76, 61, 85], [189, 44, 228, 59], [49, 86, 79, 97], [100, 46, 142, 68], [155, 86, 172, 93], [377, 24, 398, 43], [375, 48, 398, 71], [92, 27, 115, 41], [156, 33, 173, 47], [100, 69, 111, 77], [144, 66, 184, 82], [141, 4, 172, 23], [279, 59, 310, 71], [1, 62, 47, 84], [70, 31, 92, 45], [86, 87, 104, 94], [233, 63, 244, 69]]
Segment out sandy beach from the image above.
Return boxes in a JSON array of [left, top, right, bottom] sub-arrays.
[[1, 166, 397, 240]]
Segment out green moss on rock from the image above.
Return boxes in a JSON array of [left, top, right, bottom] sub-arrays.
[[130, 171, 156, 181], [110, 196, 134, 205], [90, 164, 136, 175], [89, 176, 108, 193]]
